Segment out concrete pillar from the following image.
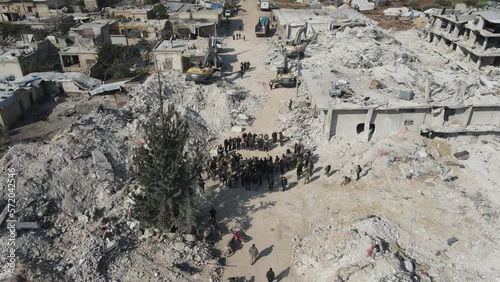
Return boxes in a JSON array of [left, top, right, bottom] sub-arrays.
[[325, 109, 333, 141], [463, 107, 473, 128], [476, 57, 482, 69], [452, 26, 459, 39], [482, 37, 489, 51], [364, 109, 374, 142], [469, 31, 477, 45], [425, 78, 431, 102], [446, 22, 452, 33]]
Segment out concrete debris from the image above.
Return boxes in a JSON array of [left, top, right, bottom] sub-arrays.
[[15, 222, 40, 229], [447, 237, 458, 246], [264, 26, 500, 108], [125, 72, 266, 143], [453, 151, 470, 161], [0, 72, 234, 281]]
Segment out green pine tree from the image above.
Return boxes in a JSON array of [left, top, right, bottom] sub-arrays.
[[133, 86, 202, 233]]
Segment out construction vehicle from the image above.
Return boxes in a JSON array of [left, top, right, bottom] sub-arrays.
[[283, 23, 316, 58], [185, 37, 221, 83], [255, 17, 270, 37], [269, 56, 297, 89], [224, 0, 237, 17]]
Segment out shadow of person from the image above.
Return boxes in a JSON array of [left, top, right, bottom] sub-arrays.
[[276, 267, 290, 281], [287, 181, 298, 190], [309, 175, 320, 183], [259, 244, 274, 259], [313, 166, 323, 174]]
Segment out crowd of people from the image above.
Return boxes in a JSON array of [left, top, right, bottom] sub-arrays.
[[201, 132, 317, 193]]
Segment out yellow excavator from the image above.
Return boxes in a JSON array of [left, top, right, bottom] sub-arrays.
[[186, 37, 221, 83], [269, 56, 297, 89], [283, 23, 315, 58]]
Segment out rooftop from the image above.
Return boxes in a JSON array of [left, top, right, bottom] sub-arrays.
[[165, 2, 203, 13], [60, 45, 98, 54], [475, 10, 500, 24], [70, 20, 117, 30], [154, 39, 195, 50], [273, 8, 374, 26]]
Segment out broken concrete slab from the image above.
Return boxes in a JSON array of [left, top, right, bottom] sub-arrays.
[[0, 205, 9, 226], [91, 150, 114, 181], [77, 215, 89, 223], [92, 150, 112, 170], [453, 151, 470, 161], [399, 91, 414, 101], [15, 222, 40, 229], [237, 114, 249, 121], [446, 161, 465, 168], [104, 238, 118, 253], [447, 237, 458, 246], [231, 126, 245, 133]]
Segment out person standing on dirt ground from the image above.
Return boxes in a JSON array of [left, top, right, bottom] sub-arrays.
[[324, 164, 331, 176], [266, 268, 275, 282], [296, 162, 303, 181], [209, 207, 217, 223], [304, 169, 311, 184], [232, 34, 235, 40], [279, 132, 284, 147], [288, 98, 292, 110], [356, 165, 362, 181], [269, 80, 273, 90], [243, 35, 246, 41], [341, 176, 351, 186], [267, 174, 274, 190], [281, 176, 288, 191], [249, 244, 259, 265]]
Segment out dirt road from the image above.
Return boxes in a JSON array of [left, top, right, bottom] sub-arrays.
[[205, 1, 311, 281]]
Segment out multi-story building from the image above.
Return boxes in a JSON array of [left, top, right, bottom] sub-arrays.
[[0, 0, 49, 21], [428, 9, 500, 68]]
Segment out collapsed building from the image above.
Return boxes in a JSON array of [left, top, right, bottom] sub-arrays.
[[428, 9, 500, 68], [265, 8, 500, 142]]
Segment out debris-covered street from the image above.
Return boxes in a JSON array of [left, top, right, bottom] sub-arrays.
[[1, 0, 500, 281]]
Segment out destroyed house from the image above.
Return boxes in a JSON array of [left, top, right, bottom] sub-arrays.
[[428, 9, 500, 68]]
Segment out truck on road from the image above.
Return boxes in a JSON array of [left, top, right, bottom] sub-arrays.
[[255, 17, 270, 37]]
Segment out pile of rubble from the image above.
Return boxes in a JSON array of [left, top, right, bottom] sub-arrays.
[[126, 73, 267, 142], [292, 216, 432, 282], [0, 72, 268, 280], [292, 132, 500, 281], [264, 26, 500, 107]]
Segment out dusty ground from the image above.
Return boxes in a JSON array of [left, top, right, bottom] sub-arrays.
[[362, 9, 413, 30], [201, 2, 500, 282]]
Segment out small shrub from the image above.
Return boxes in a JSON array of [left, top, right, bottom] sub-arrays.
[[435, 0, 452, 7], [463, 0, 478, 6], [422, 3, 441, 10]]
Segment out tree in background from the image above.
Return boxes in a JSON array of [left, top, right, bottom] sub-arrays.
[[133, 96, 203, 233], [153, 3, 169, 20], [97, 44, 146, 79]]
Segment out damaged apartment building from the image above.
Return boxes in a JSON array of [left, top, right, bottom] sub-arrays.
[[302, 68, 500, 142], [428, 9, 500, 68]]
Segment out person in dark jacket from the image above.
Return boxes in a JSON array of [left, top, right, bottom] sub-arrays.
[[280, 176, 288, 191], [266, 268, 275, 282]]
